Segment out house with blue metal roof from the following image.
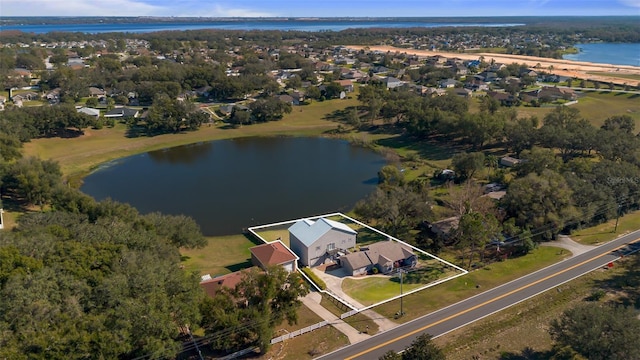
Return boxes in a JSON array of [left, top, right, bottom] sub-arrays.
[[288, 218, 357, 267]]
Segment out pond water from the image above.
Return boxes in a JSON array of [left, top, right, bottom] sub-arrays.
[[81, 137, 386, 236]]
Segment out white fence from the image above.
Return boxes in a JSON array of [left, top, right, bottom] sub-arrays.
[[270, 320, 329, 344], [340, 309, 360, 319]]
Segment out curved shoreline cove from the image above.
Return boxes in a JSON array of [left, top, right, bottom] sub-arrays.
[[81, 136, 386, 236]]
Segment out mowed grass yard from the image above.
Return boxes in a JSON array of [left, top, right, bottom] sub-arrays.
[[514, 91, 640, 128], [435, 259, 635, 360], [342, 276, 429, 306], [571, 209, 640, 245], [181, 234, 261, 276], [372, 246, 569, 322]]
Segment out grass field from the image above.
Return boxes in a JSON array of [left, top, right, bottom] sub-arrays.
[[435, 254, 639, 360], [510, 91, 640, 128], [372, 246, 569, 322], [180, 234, 261, 276], [319, 294, 380, 335], [587, 71, 640, 81], [254, 324, 349, 360], [342, 276, 427, 306], [23, 97, 359, 184], [571, 209, 640, 245]]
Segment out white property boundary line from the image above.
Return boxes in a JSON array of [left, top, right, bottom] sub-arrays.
[[247, 212, 469, 315]]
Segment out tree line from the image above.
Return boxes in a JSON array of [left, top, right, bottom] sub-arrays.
[[353, 85, 640, 267]]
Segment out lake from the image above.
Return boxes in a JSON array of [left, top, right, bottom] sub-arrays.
[[563, 43, 640, 67], [1, 19, 524, 34], [81, 137, 386, 236]]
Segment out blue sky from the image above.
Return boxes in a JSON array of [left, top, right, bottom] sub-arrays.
[[2, 0, 640, 17]]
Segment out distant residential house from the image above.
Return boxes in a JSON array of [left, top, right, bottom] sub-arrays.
[[452, 88, 473, 98], [487, 91, 517, 106], [383, 76, 403, 89], [291, 91, 305, 105], [488, 63, 506, 72], [427, 216, 460, 239], [45, 88, 61, 104], [67, 57, 84, 67], [88, 87, 106, 97], [439, 78, 458, 88], [479, 71, 499, 83], [371, 65, 390, 74], [454, 63, 468, 76], [289, 218, 357, 267], [538, 86, 577, 101], [342, 69, 366, 80], [104, 107, 139, 118], [314, 61, 333, 71], [277, 94, 295, 105], [464, 78, 489, 91], [340, 240, 417, 276], [250, 240, 299, 272], [11, 91, 39, 102], [336, 79, 354, 93], [77, 107, 100, 118], [199, 270, 248, 298], [425, 87, 447, 97], [500, 156, 521, 167]]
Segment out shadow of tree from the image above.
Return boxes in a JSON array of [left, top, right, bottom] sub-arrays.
[[226, 260, 253, 273], [376, 135, 460, 161], [589, 250, 640, 308], [498, 347, 551, 360]]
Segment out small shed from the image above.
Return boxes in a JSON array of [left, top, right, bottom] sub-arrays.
[[500, 156, 521, 167]]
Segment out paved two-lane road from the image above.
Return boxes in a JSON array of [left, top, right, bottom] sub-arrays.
[[318, 231, 640, 360]]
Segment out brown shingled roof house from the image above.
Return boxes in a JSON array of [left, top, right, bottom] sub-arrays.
[[250, 240, 298, 272], [199, 271, 246, 298]]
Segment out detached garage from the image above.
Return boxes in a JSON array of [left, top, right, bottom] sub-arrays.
[[250, 240, 299, 272]]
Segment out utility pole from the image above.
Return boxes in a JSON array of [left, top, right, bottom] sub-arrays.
[[398, 268, 405, 318], [187, 325, 204, 360], [614, 204, 622, 233]]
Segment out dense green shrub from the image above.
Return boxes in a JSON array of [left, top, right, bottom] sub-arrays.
[[301, 267, 326, 290]]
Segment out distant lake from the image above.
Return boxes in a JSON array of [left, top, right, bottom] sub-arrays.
[[0, 20, 524, 34], [81, 137, 386, 236], [563, 43, 640, 67]]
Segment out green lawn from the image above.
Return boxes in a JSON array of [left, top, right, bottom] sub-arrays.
[[372, 246, 570, 322], [571, 209, 640, 245], [587, 72, 640, 81], [319, 294, 380, 335], [572, 92, 640, 128], [435, 257, 635, 360], [180, 234, 261, 276], [24, 97, 359, 183], [342, 276, 427, 306], [253, 227, 292, 247]]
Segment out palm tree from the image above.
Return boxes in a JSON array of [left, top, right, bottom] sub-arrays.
[[485, 155, 498, 181]]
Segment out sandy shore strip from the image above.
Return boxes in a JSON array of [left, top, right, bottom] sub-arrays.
[[346, 45, 640, 86]]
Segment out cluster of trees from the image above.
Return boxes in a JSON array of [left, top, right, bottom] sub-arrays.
[[0, 195, 207, 359], [0, 154, 309, 358], [0, 104, 97, 142], [549, 303, 640, 360], [143, 93, 210, 134], [229, 97, 293, 127], [355, 84, 640, 263], [200, 266, 309, 353]]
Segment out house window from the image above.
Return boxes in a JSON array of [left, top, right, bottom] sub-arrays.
[[326, 243, 336, 251]]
